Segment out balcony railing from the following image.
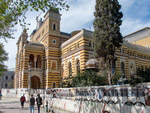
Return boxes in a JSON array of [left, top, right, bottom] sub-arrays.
[[30, 68, 43, 71]]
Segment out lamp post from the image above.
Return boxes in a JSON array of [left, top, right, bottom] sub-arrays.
[[117, 73, 127, 85], [28, 62, 32, 95]]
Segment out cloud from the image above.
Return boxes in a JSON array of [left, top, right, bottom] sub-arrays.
[[119, 0, 150, 36], [121, 18, 150, 36], [118, 0, 136, 12], [2, 0, 150, 69], [60, 0, 95, 32]]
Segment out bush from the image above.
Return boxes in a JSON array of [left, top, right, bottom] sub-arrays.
[[112, 71, 121, 85], [130, 68, 150, 85], [70, 70, 108, 87]]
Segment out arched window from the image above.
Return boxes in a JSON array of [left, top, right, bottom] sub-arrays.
[[89, 41, 92, 47], [130, 63, 135, 81], [52, 23, 57, 31], [68, 62, 72, 77], [29, 54, 34, 68], [51, 60, 57, 70], [76, 59, 80, 74], [6, 76, 8, 80], [5, 83, 7, 88], [121, 62, 125, 77], [141, 66, 144, 70], [112, 60, 116, 74], [36, 55, 41, 68], [53, 83, 56, 88], [53, 24, 56, 30]]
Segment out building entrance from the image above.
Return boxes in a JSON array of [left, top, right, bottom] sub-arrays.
[[31, 76, 40, 89]]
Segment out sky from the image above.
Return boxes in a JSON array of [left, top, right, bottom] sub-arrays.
[[1, 0, 150, 69]]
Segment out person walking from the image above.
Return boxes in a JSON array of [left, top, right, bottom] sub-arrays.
[[36, 94, 42, 113], [30, 94, 35, 113], [20, 94, 26, 108]]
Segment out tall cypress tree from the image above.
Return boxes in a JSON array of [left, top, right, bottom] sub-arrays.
[[0, 43, 8, 75], [93, 0, 123, 84]]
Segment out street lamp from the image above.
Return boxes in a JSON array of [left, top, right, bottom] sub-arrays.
[[117, 73, 128, 85], [28, 62, 32, 94]]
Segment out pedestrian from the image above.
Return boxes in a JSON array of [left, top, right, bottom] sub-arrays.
[[30, 94, 35, 113], [20, 94, 26, 108], [36, 94, 42, 113], [0, 94, 2, 100], [145, 88, 150, 106], [0, 90, 2, 100]]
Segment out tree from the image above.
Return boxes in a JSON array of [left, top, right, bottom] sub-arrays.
[[93, 0, 123, 84], [68, 70, 108, 87], [0, 0, 69, 41], [0, 43, 8, 75], [130, 68, 150, 85]]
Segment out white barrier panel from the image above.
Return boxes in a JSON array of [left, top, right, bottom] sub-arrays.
[[45, 84, 150, 113], [1, 83, 150, 113]]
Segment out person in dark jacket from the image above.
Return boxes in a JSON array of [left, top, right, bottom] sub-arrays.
[[36, 94, 42, 113], [30, 95, 35, 113], [20, 94, 26, 108]]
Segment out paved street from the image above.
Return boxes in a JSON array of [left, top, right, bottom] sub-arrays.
[[0, 97, 71, 113], [0, 97, 46, 113]]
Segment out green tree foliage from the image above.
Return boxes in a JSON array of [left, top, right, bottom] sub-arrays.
[[0, 0, 69, 41], [131, 68, 150, 85], [0, 43, 8, 75], [93, 0, 123, 61], [93, 0, 123, 84], [69, 70, 108, 87]]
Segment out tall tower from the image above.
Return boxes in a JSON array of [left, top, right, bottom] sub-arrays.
[[44, 9, 62, 88], [42, 9, 70, 88], [14, 29, 28, 88]]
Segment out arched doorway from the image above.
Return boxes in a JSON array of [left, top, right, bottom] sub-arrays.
[[121, 62, 125, 77], [31, 76, 40, 89]]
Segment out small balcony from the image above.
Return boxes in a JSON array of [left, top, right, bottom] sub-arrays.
[[29, 68, 44, 74]]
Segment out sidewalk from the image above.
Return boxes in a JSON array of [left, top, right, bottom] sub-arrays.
[[0, 97, 72, 113]]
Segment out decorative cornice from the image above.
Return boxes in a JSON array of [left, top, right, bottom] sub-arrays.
[[61, 29, 93, 49], [125, 27, 150, 42], [24, 43, 44, 51], [123, 41, 150, 54], [45, 47, 60, 51]]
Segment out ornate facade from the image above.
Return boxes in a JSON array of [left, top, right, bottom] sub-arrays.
[[14, 9, 150, 89]]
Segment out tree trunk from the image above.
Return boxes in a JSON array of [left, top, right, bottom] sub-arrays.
[[97, 57, 112, 85]]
